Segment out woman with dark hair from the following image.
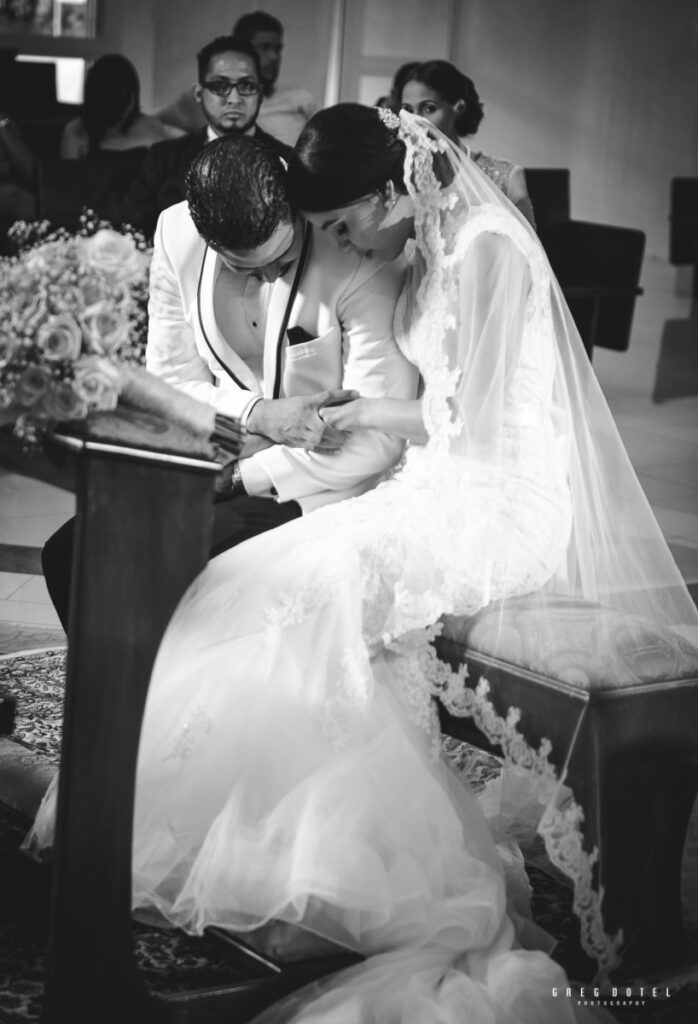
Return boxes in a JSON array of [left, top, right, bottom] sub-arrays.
[[400, 59, 536, 226], [60, 53, 181, 159], [29, 104, 696, 1022]]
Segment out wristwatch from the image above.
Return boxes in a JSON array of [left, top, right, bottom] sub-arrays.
[[230, 461, 247, 498]]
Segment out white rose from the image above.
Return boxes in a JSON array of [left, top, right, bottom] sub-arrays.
[[73, 355, 121, 410], [15, 365, 52, 406], [0, 333, 18, 368], [80, 229, 145, 285], [24, 239, 81, 276], [36, 313, 83, 361], [79, 300, 130, 355], [42, 382, 88, 422]]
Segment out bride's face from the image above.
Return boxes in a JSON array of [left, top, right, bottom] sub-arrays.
[[303, 192, 413, 261]]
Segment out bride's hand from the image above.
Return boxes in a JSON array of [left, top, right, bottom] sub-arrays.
[[319, 397, 367, 432]]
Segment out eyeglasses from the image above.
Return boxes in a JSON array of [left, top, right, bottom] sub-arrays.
[[201, 77, 260, 98]]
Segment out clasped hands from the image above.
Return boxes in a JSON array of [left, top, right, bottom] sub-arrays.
[[245, 389, 362, 454]]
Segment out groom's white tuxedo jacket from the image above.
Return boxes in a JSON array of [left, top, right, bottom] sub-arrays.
[[147, 201, 418, 512]]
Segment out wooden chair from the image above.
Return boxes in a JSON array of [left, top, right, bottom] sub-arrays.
[[524, 168, 571, 228], [669, 177, 698, 296], [539, 220, 645, 358], [524, 168, 645, 358], [38, 153, 145, 228]]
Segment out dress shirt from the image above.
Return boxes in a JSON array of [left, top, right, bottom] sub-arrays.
[[212, 260, 277, 497]]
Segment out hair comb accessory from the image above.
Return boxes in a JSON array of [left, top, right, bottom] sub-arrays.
[[376, 105, 401, 131]]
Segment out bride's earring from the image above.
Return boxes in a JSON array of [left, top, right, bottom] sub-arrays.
[[381, 183, 398, 213]]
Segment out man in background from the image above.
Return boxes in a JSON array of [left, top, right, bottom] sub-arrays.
[[119, 35, 290, 239], [232, 10, 317, 145], [158, 10, 316, 146]]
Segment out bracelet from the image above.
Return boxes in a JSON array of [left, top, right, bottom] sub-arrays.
[[0, 117, 12, 130]]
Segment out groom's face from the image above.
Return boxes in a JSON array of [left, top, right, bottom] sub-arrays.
[[212, 217, 303, 282]]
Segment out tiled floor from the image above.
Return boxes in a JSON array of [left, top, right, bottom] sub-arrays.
[[0, 253, 697, 655]]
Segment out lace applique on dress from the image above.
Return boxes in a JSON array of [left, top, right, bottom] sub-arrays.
[[163, 706, 215, 763], [322, 645, 374, 749], [433, 662, 624, 983], [265, 570, 340, 637]]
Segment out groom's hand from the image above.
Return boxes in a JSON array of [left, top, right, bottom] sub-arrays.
[[246, 390, 358, 451]]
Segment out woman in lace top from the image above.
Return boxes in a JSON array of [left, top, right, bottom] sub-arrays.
[[400, 59, 536, 228]]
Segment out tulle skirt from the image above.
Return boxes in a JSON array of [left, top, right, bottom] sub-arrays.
[[28, 473, 606, 1021]]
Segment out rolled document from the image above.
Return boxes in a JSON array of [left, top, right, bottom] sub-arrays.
[[116, 365, 244, 455]]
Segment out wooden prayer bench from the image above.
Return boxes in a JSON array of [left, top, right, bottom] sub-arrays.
[[435, 595, 698, 976]]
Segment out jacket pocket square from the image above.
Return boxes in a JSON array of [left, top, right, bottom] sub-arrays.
[[286, 326, 316, 347]]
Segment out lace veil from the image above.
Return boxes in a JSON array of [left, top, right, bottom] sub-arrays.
[[378, 108, 697, 641], [343, 109, 698, 977]]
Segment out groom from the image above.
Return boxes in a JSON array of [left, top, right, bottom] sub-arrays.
[[42, 134, 417, 630]]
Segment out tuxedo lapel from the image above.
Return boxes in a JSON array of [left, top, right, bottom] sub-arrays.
[[197, 246, 260, 391]]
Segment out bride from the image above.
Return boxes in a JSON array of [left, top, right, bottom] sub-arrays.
[[29, 106, 697, 1022]]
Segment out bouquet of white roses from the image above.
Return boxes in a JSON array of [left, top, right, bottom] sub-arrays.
[[0, 217, 152, 444], [1, 216, 244, 456]]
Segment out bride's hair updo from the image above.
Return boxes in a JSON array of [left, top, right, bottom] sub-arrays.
[[288, 103, 407, 212]]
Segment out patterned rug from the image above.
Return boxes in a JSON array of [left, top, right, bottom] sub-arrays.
[[1, 649, 697, 1022]]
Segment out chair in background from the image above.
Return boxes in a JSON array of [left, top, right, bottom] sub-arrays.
[[524, 168, 571, 228], [669, 177, 698, 296], [524, 167, 645, 358], [38, 154, 146, 228], [539, 220, 645, 358]]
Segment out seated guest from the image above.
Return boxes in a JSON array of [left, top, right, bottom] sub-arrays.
[[60, 53, 181, 159], [385, 60, 419, 113], [0, 110, 36, 244], [400, 60, 536, 227], [158, 10, 316, 147], [233, 10, 317, 145], [119, 35, 291, 240]]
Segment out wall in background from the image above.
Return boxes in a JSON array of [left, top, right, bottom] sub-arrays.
[[450, 0, 698, 258]]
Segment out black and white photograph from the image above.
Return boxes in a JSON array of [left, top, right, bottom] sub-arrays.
[[0, 2, 697, 1022]]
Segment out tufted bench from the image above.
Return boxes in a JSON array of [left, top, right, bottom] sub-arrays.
[[435, 593, 698, 976]]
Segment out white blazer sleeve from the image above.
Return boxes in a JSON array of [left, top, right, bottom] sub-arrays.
[[249, 257, 419, 502], [146, 213, 253, 420]]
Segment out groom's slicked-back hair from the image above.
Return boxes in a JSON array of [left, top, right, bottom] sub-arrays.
[[288, 103, 406, 212], [185, 135, 291, 251]]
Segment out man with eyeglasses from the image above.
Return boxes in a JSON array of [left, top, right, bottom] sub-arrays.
[[158, 11, 316, 147], [119, 35, 291, 240], [41, 135, 417, 631]]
